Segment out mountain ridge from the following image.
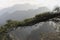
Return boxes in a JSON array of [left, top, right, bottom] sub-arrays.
[[0, 4, 49, 25]]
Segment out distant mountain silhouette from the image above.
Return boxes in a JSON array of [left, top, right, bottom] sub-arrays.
[[0, 4, 49, 25]]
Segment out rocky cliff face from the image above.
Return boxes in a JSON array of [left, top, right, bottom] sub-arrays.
[[9, 21, 58, 40]]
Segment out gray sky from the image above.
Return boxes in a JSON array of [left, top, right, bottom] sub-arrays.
[[0, 0, 60, 10]]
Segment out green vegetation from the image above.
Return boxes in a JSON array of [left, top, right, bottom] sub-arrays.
[[0, 7, 60, 40]]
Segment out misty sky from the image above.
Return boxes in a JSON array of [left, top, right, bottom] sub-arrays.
[[0, 0, 60, 10]]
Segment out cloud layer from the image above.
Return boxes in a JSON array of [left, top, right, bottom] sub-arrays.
[[0, 0, 59, 10]]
